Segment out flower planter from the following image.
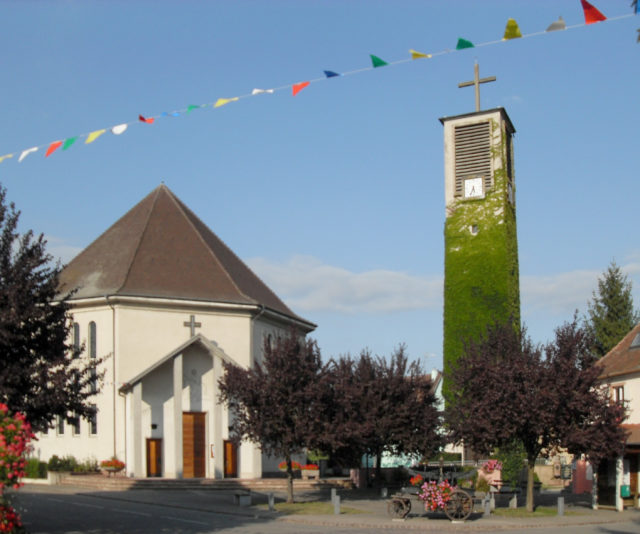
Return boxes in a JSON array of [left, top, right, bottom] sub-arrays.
[[101, 467, 124, 477], [301, 469, 320, 480], [47, 471, 70, 485]]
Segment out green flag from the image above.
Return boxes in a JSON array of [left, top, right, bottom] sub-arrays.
[[456, 38, 474, 50], [370, 55, 388, 68]]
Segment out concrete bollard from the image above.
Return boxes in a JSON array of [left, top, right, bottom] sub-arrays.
[[509, 494, 517, 509], [268, 492, 275, 512], [558, 496, 564, 516], [331, 488, 337, 504], [380, 487, 388, 498], [334, 495, 341, 515], [483, 497, 491, 517]]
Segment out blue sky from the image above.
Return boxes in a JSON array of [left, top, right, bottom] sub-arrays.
[[1, 1, 639, 370]]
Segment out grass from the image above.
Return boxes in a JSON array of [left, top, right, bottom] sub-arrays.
[[492, 506, 582, 518], [258, 501, 366, 515]]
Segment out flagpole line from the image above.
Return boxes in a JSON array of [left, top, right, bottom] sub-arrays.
[[2, 10, 637, 164]]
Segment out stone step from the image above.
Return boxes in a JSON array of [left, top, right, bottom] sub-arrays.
[[59, 474, 353, 492]]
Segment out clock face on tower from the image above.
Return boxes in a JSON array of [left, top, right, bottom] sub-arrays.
[[464, 177, 484, 199]]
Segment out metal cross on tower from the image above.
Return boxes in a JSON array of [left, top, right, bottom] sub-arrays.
[[183, 314, 202, 337], [458, 62, 496, 112]]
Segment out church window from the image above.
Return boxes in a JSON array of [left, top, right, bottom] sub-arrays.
[[469, 224, 479, 235], [56, 416, 64, 435], [89, 322, 97, 393], [89, 405, 97, 435], [454, 121, 492, 197], [71, 414, 80, 435], [72, 323, 80, 358], [629, 333, 640, 349], [88, 321, 97, 358]]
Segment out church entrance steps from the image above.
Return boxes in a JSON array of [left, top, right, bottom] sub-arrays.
[[58, 474, 354, 492]]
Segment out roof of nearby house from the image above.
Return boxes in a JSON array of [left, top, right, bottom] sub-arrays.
[[58, 184, 313, 328], [597, 322, 640, 380], [622, 424, 640, 446]]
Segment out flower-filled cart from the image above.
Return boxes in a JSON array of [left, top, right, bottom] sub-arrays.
[[387, 477, 473, 522]]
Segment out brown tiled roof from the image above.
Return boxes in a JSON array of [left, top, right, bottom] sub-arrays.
[[59, 185, 312, 326], [597, 322, 640, 379]]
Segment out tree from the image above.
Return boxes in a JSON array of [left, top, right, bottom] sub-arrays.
[[0, 186, 100, 432], [217, 329, 327, 503], [445, 320, 626, 512], [585, 260, 639, 358], [322, 346, 443, 481]]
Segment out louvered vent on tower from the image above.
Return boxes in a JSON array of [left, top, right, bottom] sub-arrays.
[[454, 121, 492, 197]]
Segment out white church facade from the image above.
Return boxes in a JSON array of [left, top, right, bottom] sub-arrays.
[[33, 185, 315, 479]]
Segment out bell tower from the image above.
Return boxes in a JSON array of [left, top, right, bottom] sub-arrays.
[[440, 65, 520, 401]]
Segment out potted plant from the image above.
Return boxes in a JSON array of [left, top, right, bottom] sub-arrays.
[[100, 457, 125, 476]]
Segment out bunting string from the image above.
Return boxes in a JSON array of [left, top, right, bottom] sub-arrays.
[[1, 1, 636, 165]]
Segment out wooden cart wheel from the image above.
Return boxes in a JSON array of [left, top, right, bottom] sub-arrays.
[[387, 498, 411, 519], [444, 489, 472, 522]]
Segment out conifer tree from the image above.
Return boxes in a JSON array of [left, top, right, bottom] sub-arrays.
[[585, 260, 639, 358]]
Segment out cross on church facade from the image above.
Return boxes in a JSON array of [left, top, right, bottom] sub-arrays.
[[183, 315, 202, 337], [458, 62, 496, 112]]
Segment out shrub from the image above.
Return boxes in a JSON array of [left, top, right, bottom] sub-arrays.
[[476, 477, 490, 493], [74, 459, 99, 473], [47, 455, 78, 472], [24, 459, 47, 479]]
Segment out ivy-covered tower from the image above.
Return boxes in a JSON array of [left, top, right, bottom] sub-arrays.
[[440, 107, 520, 399]]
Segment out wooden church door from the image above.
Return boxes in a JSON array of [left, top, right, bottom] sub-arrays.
[[182, 412, 206, 478], [224, 440, 238, 478], [146, 438, 162, 477]]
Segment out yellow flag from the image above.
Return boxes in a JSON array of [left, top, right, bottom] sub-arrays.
[[0, 154, 13, 163], [410, 49, 431, 60], [503, 18, 522, 40], [214, 97, 239, 108], [86, 129, 106, 144]]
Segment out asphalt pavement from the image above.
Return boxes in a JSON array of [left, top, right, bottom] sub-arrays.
[[16, 482, 640, 533]]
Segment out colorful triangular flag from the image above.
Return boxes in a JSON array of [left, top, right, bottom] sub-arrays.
[[139, 115, 155, 124], [85, 129, 106, 144], [18, 147, 38, 162], [62, 137, 77, 150], [160, 111, 180, 117], [456, 38, 474, 50], [409, 49, 431, 60], [186, 105, 200, 113], [214, 97, 239, 108], [251, 88, 275, 95], [292, 81, 310, 96], [0, 154, 13, 164], [324, 70, 341, 78], [503, 18, 522, 40], [546, 16, 566, 31], [370, 55, 388, 68], [45, 141, 63, 157], [111, 124, 128, 135], [580, 0, 606, 24]]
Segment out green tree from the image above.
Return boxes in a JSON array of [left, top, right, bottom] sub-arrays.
[[585, 260, 639, 358], [0, 185, 101, 432]]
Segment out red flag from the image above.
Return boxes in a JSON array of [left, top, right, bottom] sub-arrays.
[[580, 0, 606, 24], [45, 141, 63, 157], [139, 114, 155, 124], [292, 81, 310, 96]]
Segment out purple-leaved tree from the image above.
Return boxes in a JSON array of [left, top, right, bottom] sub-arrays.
[[445, 320, 626, 512]]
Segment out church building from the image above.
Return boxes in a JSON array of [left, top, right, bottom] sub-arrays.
[[33, 184, 315, 479]]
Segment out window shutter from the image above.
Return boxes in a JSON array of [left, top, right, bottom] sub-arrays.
[[454, 121, 492, 196]]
